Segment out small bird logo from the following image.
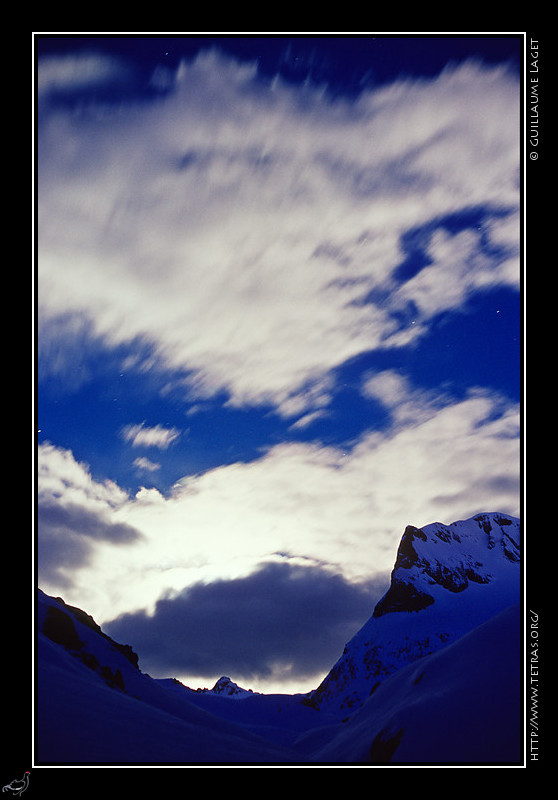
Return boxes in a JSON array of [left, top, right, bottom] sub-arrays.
[[2, 772, 30, 797]]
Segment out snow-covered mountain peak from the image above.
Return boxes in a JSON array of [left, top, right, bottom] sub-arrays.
[[373, 512, 520, 617], [309, 512, 520, 716], [200, 676, 257, 698]]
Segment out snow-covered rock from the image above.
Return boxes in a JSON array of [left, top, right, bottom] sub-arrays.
[[308, 513, 520, 716], [197, 675, 256, 698], [302, 603, 522, 764]]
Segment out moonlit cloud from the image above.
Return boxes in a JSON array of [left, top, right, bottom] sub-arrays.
[[361, 369, 411, 410], [361, 368, 452, 426], [133, 456, 161, 473], [104, 560, 388, 690], [38, 441, 128, 509], [121, 422, 181, 449], [37, 443, 143, 590], [37, 52, 133, 97], [37, 51, 520, 418], [37, 385, 519, 632], [389, 224, 519, 321]]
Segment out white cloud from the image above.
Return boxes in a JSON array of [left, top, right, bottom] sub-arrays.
[[37, 442, 142, 591], [389, 225, 519, 321], [38, 441, 128, 511], [361, 369, 411, 411], [37, 52, 133, 97], [288, 409, 329, 430], [37, 51, 520, 416], [121, 422, 181, 449], [133, 456, 161, 473], [361, 368, 456, 429]]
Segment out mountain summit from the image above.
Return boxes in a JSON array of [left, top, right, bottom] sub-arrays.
[[198, 676, 256, 698], [309, 512, 520, 716]]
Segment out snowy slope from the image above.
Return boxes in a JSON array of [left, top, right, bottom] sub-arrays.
[[300, 603, 522, 764], [167, 678, 338, 748], [36, 591, 308, 763], [309, 513, 520, 716]]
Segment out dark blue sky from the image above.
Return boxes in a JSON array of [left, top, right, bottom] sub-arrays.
[[36, 34, 522, 90], [35, 34, 523, 692]]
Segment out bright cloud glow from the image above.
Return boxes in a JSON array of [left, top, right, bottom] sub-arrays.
[[37, 385, 519, 627]]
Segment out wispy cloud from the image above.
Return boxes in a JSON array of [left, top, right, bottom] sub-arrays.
[[37, 52, 134, 97], [37, 51, 520, 418], [133, 456, 161, 473], [361, 368, 452, 426], [389, 221, 520, 321], [121, 422, 181, 449]]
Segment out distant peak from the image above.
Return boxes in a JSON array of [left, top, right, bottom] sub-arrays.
[[204, 676, 255, 698]]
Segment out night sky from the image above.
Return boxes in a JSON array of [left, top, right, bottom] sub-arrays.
[[35, 33, 523, 694]]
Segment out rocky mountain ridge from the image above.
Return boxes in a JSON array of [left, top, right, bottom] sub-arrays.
[[308, 512, 520, 716]]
